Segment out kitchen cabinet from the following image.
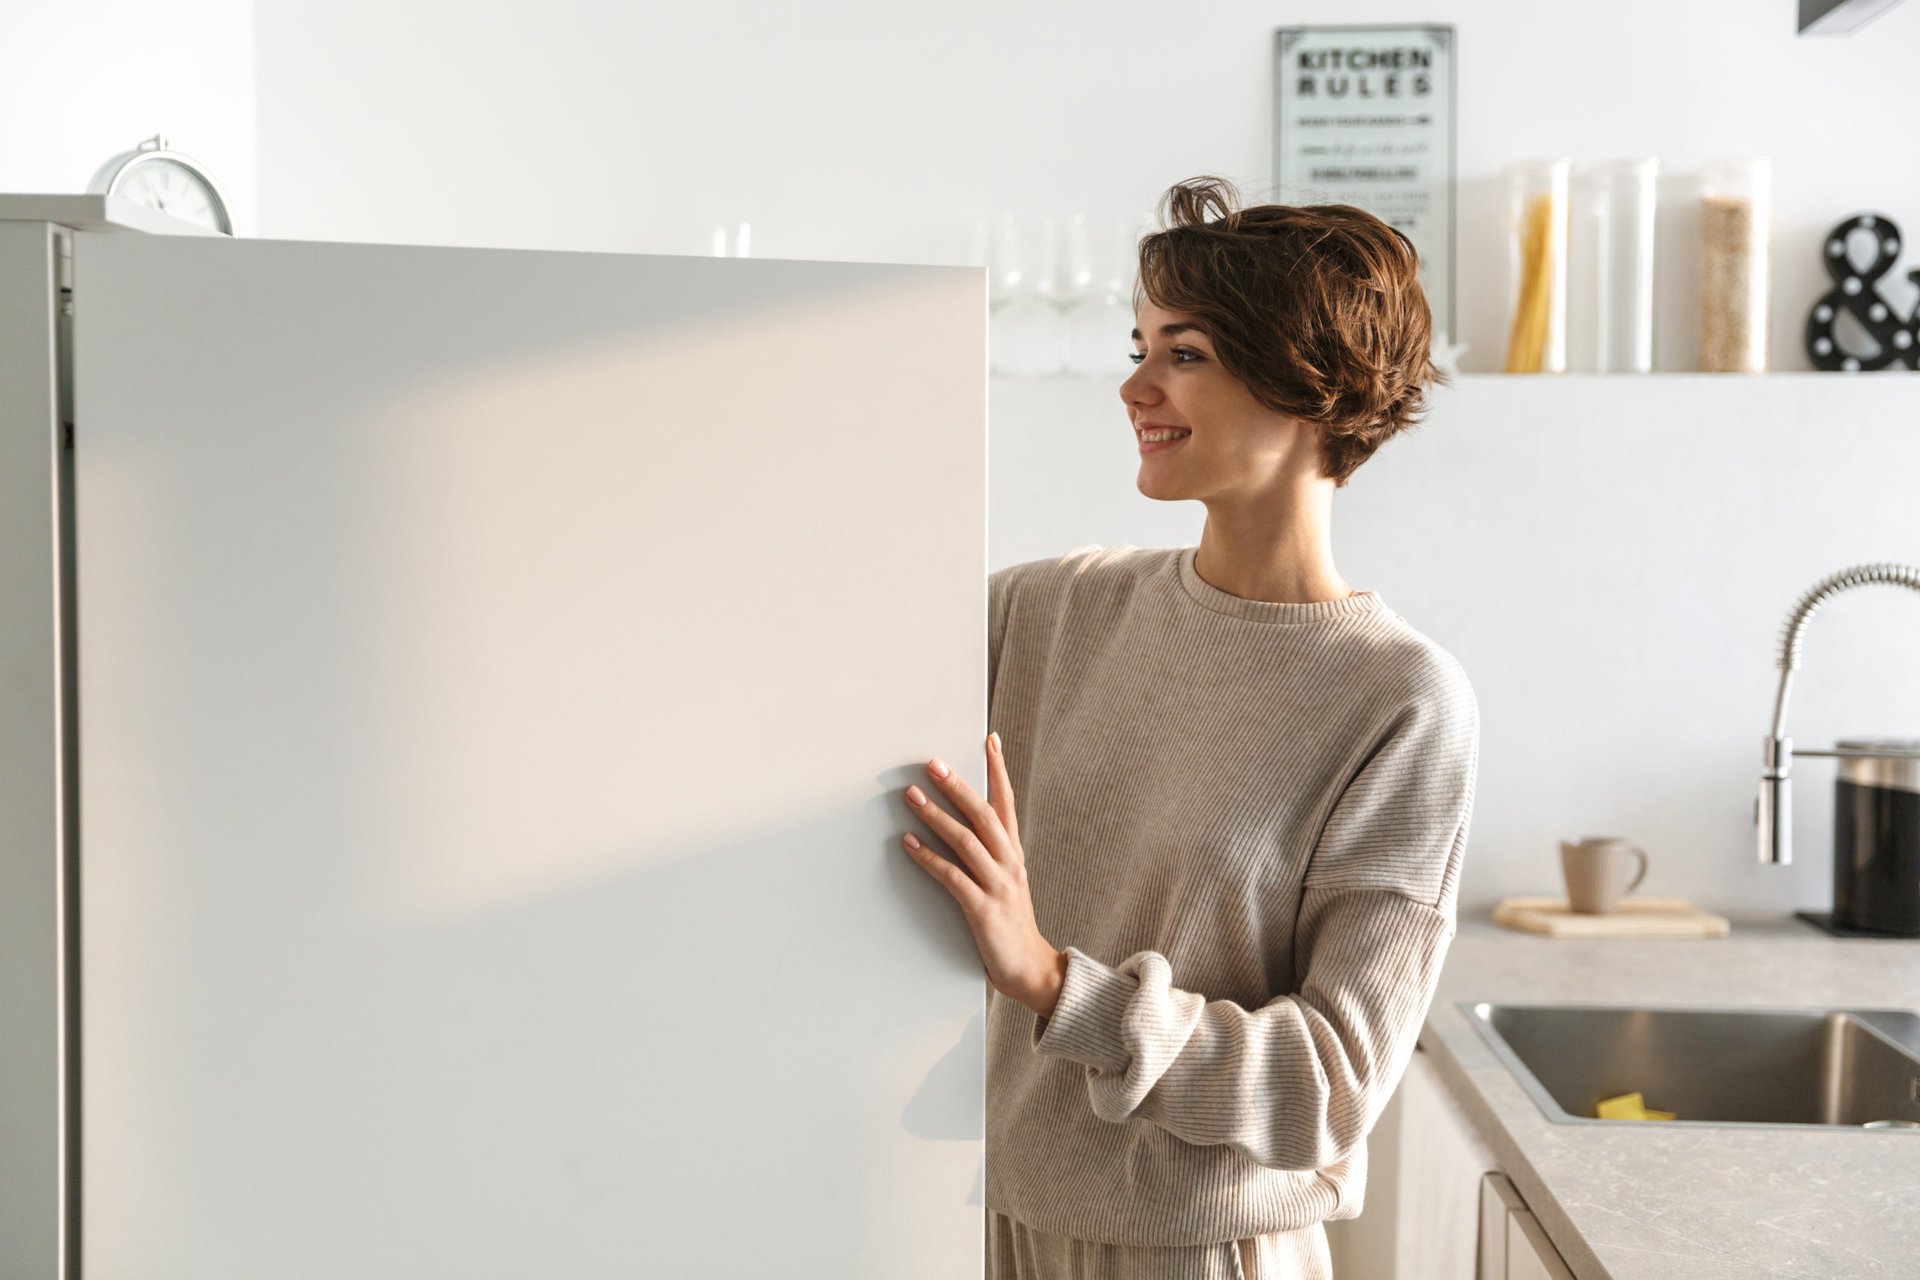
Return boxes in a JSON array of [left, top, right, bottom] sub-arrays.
[[1325, 1039, 1580, 1279], [1480, 1173, 1576, 1280], [1325, 1042, 1500, 1279]]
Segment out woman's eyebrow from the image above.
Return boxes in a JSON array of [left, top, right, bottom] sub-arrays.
[[1130, 322, 1209, 340]]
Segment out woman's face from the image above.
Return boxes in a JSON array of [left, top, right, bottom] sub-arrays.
[[1120, 299, 1321, 503]]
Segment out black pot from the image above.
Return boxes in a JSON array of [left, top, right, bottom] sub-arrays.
[[1833, 737, 1920, 937]]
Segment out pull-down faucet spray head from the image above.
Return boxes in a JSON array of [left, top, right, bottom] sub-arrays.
[[1758, 563, 1920, 866]]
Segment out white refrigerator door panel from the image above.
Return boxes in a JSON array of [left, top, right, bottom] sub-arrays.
[[70, 232, 986, 1278]]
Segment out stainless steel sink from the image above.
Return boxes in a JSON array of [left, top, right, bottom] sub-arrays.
[[1457, 1001, 1920, 1130]]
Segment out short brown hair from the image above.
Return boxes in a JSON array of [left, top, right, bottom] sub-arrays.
[[1133, 175, 1447, 487]]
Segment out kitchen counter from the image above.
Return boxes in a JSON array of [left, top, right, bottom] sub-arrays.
[[1419, 911, 1920, 1280]]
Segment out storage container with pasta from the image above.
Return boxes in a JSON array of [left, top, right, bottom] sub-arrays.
[[1504, 158, 1570, 373]]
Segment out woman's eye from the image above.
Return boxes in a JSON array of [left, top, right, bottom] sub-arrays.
[[1126, 348, 1201, 366]]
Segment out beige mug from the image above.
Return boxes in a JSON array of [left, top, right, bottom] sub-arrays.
[[1559, 836, 1650, 914]]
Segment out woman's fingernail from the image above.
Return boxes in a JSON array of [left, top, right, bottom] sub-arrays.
[[928, 758, 950, 778], [988, 732, 1001, 755]]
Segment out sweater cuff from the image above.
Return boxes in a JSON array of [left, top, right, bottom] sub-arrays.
[[1029, 945, 1135, 1073]]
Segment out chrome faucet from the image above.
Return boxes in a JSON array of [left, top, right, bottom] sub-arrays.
[[1757, 562, 1920, 864]]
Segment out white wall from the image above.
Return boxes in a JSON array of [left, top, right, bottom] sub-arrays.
[[242, 0, 1920, 374], [0, 0, 257, 236], [991, 371, 1920, 917], [7, 0, 1919, 911], [10, 1, 1914, 368]]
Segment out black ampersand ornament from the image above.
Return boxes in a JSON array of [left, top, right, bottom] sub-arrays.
[[1804, 213, 1920, 371]]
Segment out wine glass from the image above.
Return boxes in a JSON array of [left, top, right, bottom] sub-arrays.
[[971, 213, 1030, 376], [1031, 214, 1096, 376], [1066, 216, 1142, 377], [709, 221, 752, 257]]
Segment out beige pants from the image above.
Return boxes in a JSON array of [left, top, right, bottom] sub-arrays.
[[986, 1209, 1333, 1280]]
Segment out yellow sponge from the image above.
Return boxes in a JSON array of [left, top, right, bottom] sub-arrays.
[[1595, 1091, 1677, 1121]]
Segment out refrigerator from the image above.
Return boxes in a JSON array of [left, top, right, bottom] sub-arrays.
[[0, 195, 988, 1279]]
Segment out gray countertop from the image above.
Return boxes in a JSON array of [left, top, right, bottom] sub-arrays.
[[1418, 910, 1920, 1280]]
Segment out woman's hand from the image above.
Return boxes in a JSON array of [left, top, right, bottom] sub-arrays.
[[901, 732, 1066, 1017]]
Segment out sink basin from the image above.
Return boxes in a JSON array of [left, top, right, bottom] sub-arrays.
[[1457, 1001, 1920, 1130]]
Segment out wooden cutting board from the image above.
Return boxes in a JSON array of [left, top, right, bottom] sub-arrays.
[[1492, 896, 1730, 938]]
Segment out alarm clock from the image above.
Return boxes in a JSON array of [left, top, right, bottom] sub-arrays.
[[86, 133, 234, 235]]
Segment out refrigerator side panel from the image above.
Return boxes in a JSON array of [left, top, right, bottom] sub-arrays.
[[71, 232, 987, 1279], [0, 219, 69, 1280]]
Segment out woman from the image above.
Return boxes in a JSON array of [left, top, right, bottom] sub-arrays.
[[899, 175, 1480, 1280]]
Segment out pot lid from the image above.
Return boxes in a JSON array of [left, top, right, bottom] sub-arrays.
[[1836, 738, 1920, 795]]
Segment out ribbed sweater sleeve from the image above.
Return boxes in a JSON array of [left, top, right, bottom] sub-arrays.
[[1025, 671, 1478, 1172], [988, 564, 1013, 708]]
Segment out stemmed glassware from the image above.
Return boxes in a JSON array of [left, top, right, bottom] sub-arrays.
[[1031, 215, 1095, 375], [709, 221, 752, 257], [971, 212, 1142, 377], [1069, 217, 1140, 377], [973, 214, 1031, 376]]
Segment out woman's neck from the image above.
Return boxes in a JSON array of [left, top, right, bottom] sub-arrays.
[[1193, 510, 1352, 605]]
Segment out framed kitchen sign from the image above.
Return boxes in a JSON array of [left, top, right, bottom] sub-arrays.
[[1273, 25, 1457, 346]]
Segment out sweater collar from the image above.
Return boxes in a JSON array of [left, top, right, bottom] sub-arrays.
[[1173, 545, 1388, 624]]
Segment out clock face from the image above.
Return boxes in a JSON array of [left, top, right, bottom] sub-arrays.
[[117, 158, 226, 232]]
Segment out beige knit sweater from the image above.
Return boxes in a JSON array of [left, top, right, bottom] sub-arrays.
[[983, 544, 1479, 1247]]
